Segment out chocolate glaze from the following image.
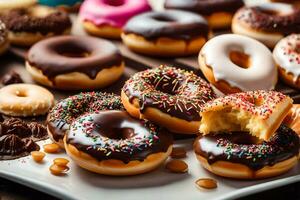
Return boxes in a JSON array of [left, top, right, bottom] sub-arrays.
[[67, 111, 173, 163], [123, 10, 209, 40], [1, 71, 24, 85], [235, 5, 300, 35], [164, 0, 244, 16], [0, 8, 71, 35], [0, 118, 48, 160], [47, 92, 124, 142], [194, 125, 300, 170], [122, 66, 216, 121], [27, 36, 123, 79]]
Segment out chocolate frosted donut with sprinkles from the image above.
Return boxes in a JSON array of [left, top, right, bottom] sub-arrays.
[[232, 3, 300, 48], [65, 111, 173, 175], [47, 92, 124, 148], [121, 65, 216, 134], [194, 125, 300, 179]]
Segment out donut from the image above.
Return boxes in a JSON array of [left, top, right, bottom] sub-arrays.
[[0, 6, 72, 46], [198, 34, 277, 94], [273, 34, 300, 89], [121, 65, 216, 134], [194, 125, 300, 179], [38, 0, 82, 12], [47, 92, 124, 148], [199, 90, 293, 141], [26, 35, 124, 90], [80, 0, 151, 39], [284, 104, 300, 135], [164, 0, 244, 29], [267, 0, 300, 8], [65, 110, 173, 175], [232, 3, 300, 48], [0, 84, 54, 117], [121, 10, 209, 57], [0, 0, 36, 11], [0, 20, 9, 55]]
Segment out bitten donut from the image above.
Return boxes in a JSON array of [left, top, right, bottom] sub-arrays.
[[273, 34, 300, 89], [0, 0, 36, 11], [164, 0, 244, 29], [0, 20, 9, 55], [38, 0, 82, 12], [194, 125, 299, 179], [198, 34, 277, 94], [65, 110, 173, 175], [0, 6, 72, 46], [80, 0, 151, 39], [284, 104, 300, 135], [0, 84, 54, 117], [122, 10, 209, 57], [121, 65, 216, 134], [47, 92, 124, 148], [232, 3, 300, 48], [26, 36, 124, 90]]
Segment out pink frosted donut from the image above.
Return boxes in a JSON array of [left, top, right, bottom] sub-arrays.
[[80, 0, 151, 39]]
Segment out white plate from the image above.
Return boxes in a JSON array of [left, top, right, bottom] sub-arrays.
[[0, 139, 299, 200]]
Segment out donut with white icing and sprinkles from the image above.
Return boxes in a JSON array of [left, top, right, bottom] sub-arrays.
[[199, 34, 277, 94], [64, 110, 173, 175], [273, 34, 300, 89], [121, 65, 216, 134], [47, 92, 124, 148]]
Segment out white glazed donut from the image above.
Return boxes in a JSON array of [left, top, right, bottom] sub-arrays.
[[198, 34, 277, 94], [273, 34, 300, 89]]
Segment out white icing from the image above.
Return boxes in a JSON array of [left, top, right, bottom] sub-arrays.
[[257, 3, 294, 15], [200, 34, 277, 91], [273, 34, 300, 83]]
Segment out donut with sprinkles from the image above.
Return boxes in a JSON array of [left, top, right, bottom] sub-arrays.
[[47, 92, 124, 148], [121, 65, 216, 134]]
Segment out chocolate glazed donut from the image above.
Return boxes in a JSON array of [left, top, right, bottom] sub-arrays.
[[26, 36, 124, 90], [164, 0, 244, 29], [194, 125, 300, 179]]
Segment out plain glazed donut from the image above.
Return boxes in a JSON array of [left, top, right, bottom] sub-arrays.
[[194, 125, 299, 179], [199, 90, 293, 141], [0, 6, 71, 46], [26, 35, 124, 90], [0, 84, 54, 117], [232, 3, 300, 48], [65, 111, 173, 175], [273, 34, 300, 89], [0, 20, 9, 55], [164, 0, 244, 29], [122, 10, 209, 57], [80, 0, 151, 39], [0, 0, 36, 11], [198, 34, 277, 94], [284, 104, 300, 135], [47, 92, 124, 148], [121, 65, 216, 134]]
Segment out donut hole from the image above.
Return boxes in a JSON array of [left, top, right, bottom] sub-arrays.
[[230, 132, 262, 145], [56, 45, 91, 58], [258, 8, 280, 16], [229, 51, 250, 69], [103, 0, 125, 6], [99, 128, 136, 140], [15, 90, 27, 98], [153, 15, 175, 23]]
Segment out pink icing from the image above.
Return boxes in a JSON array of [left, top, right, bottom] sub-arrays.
[[79, 0, 152, 28]]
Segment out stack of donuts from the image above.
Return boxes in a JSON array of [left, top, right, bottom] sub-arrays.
[[0, 0, 299, 182]]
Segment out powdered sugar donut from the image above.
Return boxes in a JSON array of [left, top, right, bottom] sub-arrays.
[[273, 34, 300, 89], [79, 0, 151, 39], [198, 34, 277, 94]]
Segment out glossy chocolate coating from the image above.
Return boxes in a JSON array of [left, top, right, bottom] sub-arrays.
[[0, 8, 71, 34], [164, 0, 244, 16], [235, 4, 300, 35], [27, 36, 123, 79], [67, 111, 173, 163], [194, 125, 299, 170], [1, 71, 24, 85], [123, 10, 209, 40], [122, 66, 215, 121], [47, 92, 124, 142]]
